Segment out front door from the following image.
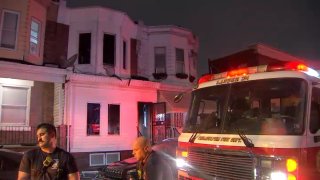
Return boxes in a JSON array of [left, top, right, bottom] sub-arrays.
[[138, 102, 152, 140], [152, 102, 166, 144], [137, 102, 166, 144]]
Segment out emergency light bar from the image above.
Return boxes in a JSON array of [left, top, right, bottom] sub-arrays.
[[199, 62, 319, 84]]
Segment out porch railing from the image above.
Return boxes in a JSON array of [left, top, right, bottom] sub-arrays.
[[0, 125, 68, 150]]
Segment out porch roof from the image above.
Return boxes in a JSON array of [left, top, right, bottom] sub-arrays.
[[0, 61, 67, 83]]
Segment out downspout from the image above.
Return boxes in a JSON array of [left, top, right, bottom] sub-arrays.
[[64, 74, 71, 152]]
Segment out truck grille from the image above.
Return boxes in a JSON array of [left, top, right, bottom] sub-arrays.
[[188, 147, 255, 180]]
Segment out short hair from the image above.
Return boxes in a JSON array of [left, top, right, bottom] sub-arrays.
[[37, 123, 56, 137], [134, 136, 151, 148]]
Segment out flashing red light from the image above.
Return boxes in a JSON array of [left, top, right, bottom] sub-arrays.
[[285, 62, 308, 71], [198, 74, 213, 84], [198, 61, 318, 85], [227, 68, 248, 77]]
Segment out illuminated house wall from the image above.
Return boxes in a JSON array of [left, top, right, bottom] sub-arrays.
[[51, 1, 198, 169], [65, 74, 158, 153]]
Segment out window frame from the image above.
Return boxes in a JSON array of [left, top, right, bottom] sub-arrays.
[[175, 48, 185, 74], [0, 9, 20, 50], [0, 84, 31, 127], [310, 87, 320, 134], [122, 40, 127, 69], [30, 17, 41, 56], [86, 103, 101, 136], [103, 33, 116, 66], [154, 47, 166, 73], [108, 104, 120, 135], [78, 32, 92, 64]]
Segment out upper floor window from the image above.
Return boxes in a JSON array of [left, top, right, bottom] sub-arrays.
[[30, 18, 41, 55], [0, 78, 32, 126], [154, 47, 166, 73], [78, 33, 91, 64], [0, 10, 19, 49], [103, 34, 115, 66], [190, 50, 197, 70], [175, 48, 185, 74], [123, 41, 127, 69]]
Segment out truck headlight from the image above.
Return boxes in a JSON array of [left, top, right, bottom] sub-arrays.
[[176, 149, 189, 170], [259, 157, 298, 180], [176, 158, 188, 168], [271, 171, 286, 180]]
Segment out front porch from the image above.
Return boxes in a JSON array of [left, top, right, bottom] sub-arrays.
[[0, 125, 68, 150]]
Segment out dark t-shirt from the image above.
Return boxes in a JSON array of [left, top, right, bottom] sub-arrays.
[[137, 151, 173, 180], [19, 147, 78, 180]]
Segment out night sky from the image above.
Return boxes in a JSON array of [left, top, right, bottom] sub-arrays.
[[68, 0, 320, 76]]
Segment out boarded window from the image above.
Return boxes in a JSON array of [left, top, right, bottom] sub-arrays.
[[78, 33, 91, 64]]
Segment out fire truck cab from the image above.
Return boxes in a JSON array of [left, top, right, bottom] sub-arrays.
[[176, 62, 320, 180]]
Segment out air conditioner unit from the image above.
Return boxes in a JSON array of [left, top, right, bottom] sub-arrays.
[[89, 153, 105, 166], [105, 152, 120, 165]]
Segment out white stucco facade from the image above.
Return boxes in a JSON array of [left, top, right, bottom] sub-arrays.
[[65, 74, 159, 152], [57, 1, 198, 85], [56, 1, 198, 159]]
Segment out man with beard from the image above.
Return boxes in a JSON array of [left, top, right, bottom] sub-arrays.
[[18, 123, 79, 180]]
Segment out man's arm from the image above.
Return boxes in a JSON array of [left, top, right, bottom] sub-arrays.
[[18, 151, 32, 180], [17, 171, 30, 180], [68, 172, 80, 180], [66, 152, 80, 180]]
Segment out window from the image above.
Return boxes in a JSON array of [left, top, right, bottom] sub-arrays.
[[176, 48, 185, 74], [108, 104, 120, 135], [30, 19, 41, 55], [0, 10, 19, 49], [190, 50, 197, 69], [154, 47, 166, 73], [87, 103, 100, 135], [103, 34, 115, 66], [78, 33, 91, 64], [89, 152, 120, 166], [0, 79, 32, 126], [89, 153, 105, 166], [123, 41, 127, 69], [310, 87, 320, 134]]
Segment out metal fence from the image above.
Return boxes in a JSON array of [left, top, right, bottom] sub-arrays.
[[0, 125, 68, 150]]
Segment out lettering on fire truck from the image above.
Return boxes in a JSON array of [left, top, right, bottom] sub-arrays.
[[197, 136, 242, 143], [216, 75, 250, 85]]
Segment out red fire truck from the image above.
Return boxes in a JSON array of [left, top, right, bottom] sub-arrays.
[[176, 62, 320, 180]]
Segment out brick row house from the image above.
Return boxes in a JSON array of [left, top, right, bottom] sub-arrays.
[[0, 0, 198, 170], [0, 0, 68, 149]]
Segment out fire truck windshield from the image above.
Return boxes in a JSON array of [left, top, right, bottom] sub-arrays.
[[184, 78, 307, 135]]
